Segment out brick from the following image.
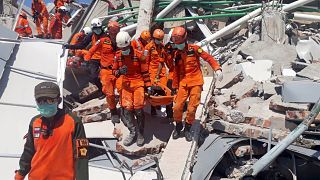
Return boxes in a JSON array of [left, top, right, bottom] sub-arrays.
[[244, 117, 271, 128], [81, 110, 111, 123], [209, 104, 231, 120], [212, 120, 288, 141], [285, 111, 320, 123], [73, 98, 108, 117], [79, 83, 99, 101], [269, 95, 310, 112], [116, 142, 166, 156]]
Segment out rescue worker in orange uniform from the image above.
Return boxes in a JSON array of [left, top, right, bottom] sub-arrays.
[[48, 6, 68, 39], [113, 31, 151, 147], [131, 30, 152, 52], [31, 0, 49, 38], [14, 82, 88, 180], [144, 29, 173, 118], [84, 21, 120, 123], [64, 18, 106, 89], [15, 12, 33, 38], [171, 27, 223, 141], [68, 27, 92, 57]]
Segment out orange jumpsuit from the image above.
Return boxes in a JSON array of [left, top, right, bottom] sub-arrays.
[[31, 0, 49, 37], [49, 12, 63, 39], [144, 41, 168, 86], [69, 32, 87, 57], [173, 44, 221, 124], [15, 16, 32, 37], [113, 48, 151, 110], [84, 36, 118, 110], [131, 38, 145, 51]]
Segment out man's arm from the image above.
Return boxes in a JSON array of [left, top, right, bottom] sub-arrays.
[[194, 45, 221, 71], [65, 33, 92, 50], [70, 113, 89, 180], [84, 39, 102, 61], [16, 118, 37, 178]]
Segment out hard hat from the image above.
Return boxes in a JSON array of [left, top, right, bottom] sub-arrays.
[[91, 18, 102, 28], [140, 30, 151, 41], [58, 6, 68, 12], [153, 29, 165, 40], [116, 31, 131, 48], [20, 12, 27, 18], [145, 83, 174, 106], [82, 27, 92, 35], [108, 21, 120, 33], [171, 26, 187, 44]]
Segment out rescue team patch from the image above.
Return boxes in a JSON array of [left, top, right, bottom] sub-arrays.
[[103, 40, 111, 44], [187, 48, 195, 56], [76, 139, 89, 158], [33, 127, 41, 138], [197, 48, 203, 53]]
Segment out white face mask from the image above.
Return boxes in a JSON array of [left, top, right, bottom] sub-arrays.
[[174, 43, 185, 50]]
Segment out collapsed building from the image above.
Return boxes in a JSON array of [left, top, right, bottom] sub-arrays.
[[1, 0, 320, 179]]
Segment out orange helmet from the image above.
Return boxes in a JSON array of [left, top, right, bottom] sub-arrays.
[[153, 29, 165, 40], [140, 30, 151, 41], [171, 26, 187, 44], [20, 12, 27, 18], [108, 21, 120, 34]]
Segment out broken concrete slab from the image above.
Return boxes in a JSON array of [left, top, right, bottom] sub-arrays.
[[282, 80, 320, 103], [209, 104, 231, 120], [72, 98, 108, 117], [82, 109, 111, 123], [229, 78, 258, 100], [216, 63, 243, 89], [285, 111, 320, 123], [263, 82, 280, 99], [212, 120, 288, 141], [243, 117, 272, 128], [261, 10, 286, 44], [296, 37, 320, 63], [235, 60, 273, 82], [269, 95, 310, 112], [246, 96, 285, 120], [297, 63, 320, 81], [236, 97, 264, 113]]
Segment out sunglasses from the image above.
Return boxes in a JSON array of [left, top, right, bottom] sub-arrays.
[[36, 97, 58, 105]]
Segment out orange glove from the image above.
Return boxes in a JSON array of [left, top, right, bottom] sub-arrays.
[[83, 52, 91, 61], [14, 171, 25, 180]]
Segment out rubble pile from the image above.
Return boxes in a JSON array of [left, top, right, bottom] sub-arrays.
[[206, 10, 320, 146]]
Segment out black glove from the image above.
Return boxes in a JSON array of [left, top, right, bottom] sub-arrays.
[[172, 89, 177, 96], [118, 65, 127, 75]]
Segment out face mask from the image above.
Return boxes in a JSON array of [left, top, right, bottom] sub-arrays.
[[37, 103, 58, 118], [155, 39, 162, 45], [175, 43, 185, 50], [93, 28, 102, 35], [122, 49, 131, 56]]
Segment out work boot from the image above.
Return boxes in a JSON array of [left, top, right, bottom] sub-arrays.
[[122, 109, 137, 146], [184, 123, 193, 142], [151, 106, 157, 116], [34, 34, 43, 38], [134, 109, 145, 147], [172, 122, 183, 139], [110, 108, 120, 124]]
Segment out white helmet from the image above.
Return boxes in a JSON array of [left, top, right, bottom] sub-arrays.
[[82, 27, 92, 35], [116, 31, 131, 48], [91, 18, 102, 28], [59, 6, 68, 12]]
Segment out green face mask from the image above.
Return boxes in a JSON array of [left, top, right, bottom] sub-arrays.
[[174, 43, 185, 50], [122, 49, 130, 55], [37, 103, 58, 118]]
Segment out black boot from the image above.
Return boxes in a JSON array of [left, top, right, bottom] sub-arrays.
[[110, 108, 120, 124], [172, 122, 183, 139], [184, 123, 193, 142], [166, 103, 173, 119], [151, 106, 157, 116], [122, 109, 136, 146], [134, 109, 145, 147]]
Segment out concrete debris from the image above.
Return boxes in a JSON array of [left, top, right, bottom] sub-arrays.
[[285, 111, 320, 123], [79, 83, 100, 101], [72, 98, 108, 117], [262, 82, 279, 99], [216, 63, 243, 89], [297, 63, 320, 81], [296, 37, 320, 63], [235, 60, 273, 82], [281, 68, 296, 77], [282, 80, 320, 103], [228, 110, 245, 124], [82, 110, 111, 123], [269, 95, 310, 112], [226, 159, 258, 179], [212, 120, 288, 141], [236, 97, 264, 113], [233, 145, 266, 157], [261, 10, 286, 44]]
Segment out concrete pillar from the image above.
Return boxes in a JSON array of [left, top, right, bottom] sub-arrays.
[[135, 0, 155, 37]]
